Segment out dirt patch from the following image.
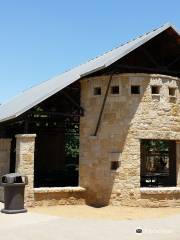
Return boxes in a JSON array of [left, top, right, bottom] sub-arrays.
[[29, 205, 180, 220]]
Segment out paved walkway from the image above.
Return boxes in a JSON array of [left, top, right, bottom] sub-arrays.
[[0, 204, 180, 240]]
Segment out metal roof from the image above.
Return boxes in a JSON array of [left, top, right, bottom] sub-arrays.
[[0, 23, 179, 123]]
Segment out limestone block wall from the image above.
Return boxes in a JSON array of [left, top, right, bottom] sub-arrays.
[[0, 139, 11, 202], [15, 134, 86, 207], [33, 187, 86, 206], [16, 134, 36, 207], [80, 73, 180, 207]]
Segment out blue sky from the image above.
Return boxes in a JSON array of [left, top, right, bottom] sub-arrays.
[[0, 0, 179, 102]]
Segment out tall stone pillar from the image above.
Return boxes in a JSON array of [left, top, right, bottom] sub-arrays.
[[0, 139, 11, 202], [15, 134, 36, 207]]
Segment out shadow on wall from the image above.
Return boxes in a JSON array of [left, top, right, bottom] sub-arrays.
[[84, 75, 150, 207]]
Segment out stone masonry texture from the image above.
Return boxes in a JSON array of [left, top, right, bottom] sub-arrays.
[[15, 134, 85, 207], [79, 73, 180, 207], [15, 134, 36, 207], [12, 73, 180, 207]]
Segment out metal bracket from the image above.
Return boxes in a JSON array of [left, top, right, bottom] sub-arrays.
[[93, 72, 114, 136]]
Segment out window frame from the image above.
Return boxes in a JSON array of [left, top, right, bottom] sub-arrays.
[[140, 139, 176, 188]]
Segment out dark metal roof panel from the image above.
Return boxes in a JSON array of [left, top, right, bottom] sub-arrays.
[[0, 23, 178, 123]]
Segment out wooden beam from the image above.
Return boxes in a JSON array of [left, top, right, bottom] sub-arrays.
[[114, 64, 180, 76], [142, 47, 160, 67], [24, 119, 29, 134], [28, 111, 81, 118], [62, 90, 84, 116], [167, 55, 180, 68], [0, 116, 25, 128], [114, 64, 158, 72]]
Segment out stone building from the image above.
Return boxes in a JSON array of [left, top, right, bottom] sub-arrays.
[[0, 23, 180, 207]]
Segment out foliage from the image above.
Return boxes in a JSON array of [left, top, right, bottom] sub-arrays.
[[143, 140, 168, 152], [65, 124, 79, 158]]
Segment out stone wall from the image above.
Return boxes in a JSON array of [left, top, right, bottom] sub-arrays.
[[16, 134, 36, 207], [15, 134, 86, 207], [80, 73, 180, 207], [34, 187, 86, 206], [0, 139, 11, 202]]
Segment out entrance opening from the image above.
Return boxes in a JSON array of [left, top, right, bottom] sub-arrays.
[[33, 82, 81, 188], [34, 120, 79, 187], [141, 139, 176, 187]]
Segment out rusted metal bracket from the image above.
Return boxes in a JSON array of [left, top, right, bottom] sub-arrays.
[[93, 72, 114, 136]]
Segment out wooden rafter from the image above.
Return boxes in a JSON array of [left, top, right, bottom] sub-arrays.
[[27, 111, 81, 118], [114, 64, 180, 76], [167, 55, 180, 68], [62, 90, 84, 116], [142, 47, 160, 67]]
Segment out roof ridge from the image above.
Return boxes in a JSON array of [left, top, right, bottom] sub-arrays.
[[0, 22, 178, 123], [63, 22, 174, 70], [20, 23, 175, 94]]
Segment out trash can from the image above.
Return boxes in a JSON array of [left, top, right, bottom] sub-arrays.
[[1, 173, 28, 214]]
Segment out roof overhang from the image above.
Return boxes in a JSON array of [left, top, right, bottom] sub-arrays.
[[0, 23, 179, 124]]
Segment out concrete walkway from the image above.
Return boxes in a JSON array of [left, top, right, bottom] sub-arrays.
[[0, 205, 180, 240]]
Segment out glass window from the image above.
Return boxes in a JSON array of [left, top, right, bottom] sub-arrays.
[[141, 140, 176, 187]]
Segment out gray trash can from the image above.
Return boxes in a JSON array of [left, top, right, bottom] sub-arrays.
[[1, 173, 28, 214]]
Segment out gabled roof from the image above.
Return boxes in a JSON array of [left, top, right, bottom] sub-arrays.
[[0, 23, 179, 123]]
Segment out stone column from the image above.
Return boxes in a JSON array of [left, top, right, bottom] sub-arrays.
[[15, 134, 36, 207], [0, 139, 11, 202]]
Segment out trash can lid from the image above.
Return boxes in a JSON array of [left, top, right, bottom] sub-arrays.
[[3, 173, 23, 178], [2, 173, 23, 184]]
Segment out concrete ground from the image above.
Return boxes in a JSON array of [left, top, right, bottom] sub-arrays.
[[30, 204, 180, 220], [0, 203, 180, 240]]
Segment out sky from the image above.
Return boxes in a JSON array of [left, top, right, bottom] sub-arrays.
[[0, 0, 179, 103]]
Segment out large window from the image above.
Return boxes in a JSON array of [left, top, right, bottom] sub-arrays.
[[141, 140, 176, 187]]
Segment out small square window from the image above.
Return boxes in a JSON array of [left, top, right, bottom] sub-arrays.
[[151, 86, 160, 95], [169, 87, 176, 96], [111, 86, 119, 94], [131, 85, 140, 94], [94, 87, 101, 95], [111, 161, 120, 170]]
